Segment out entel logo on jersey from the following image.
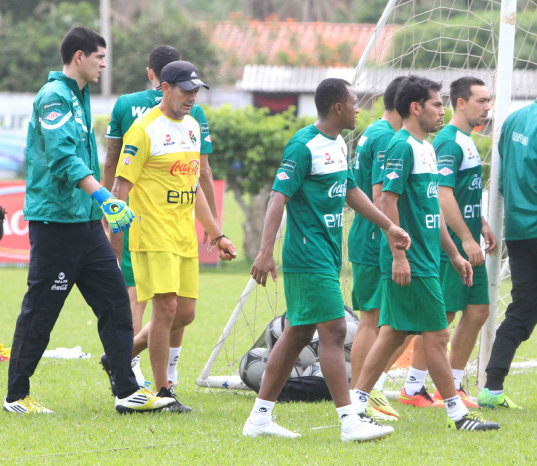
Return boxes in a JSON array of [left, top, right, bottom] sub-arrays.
[[468, 174, 482, 190], [328, 181, 347, 198], [427, 181, 439, 198], [170, 159, 199, 176]]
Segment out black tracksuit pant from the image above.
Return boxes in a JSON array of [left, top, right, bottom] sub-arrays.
[[7, 221, 139, 401], [485, 238, 537, 390]]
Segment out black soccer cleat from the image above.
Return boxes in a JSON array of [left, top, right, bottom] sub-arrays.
[[100, 353, 118, 397], [447, 411, 500, 431]]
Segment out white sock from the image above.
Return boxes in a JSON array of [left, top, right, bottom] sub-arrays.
[[350, 389, 369, 414], [131, 355, 146, 387], [452, 368, 465, 390], [404, 367, 428, 396], [444, 395, 469, 421], [249, 398, 275, 425], [167, 346, 181, 385], [337, 404, 357, 432], [373, 372, 388, 391]]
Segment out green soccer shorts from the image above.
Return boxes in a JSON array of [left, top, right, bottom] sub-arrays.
[[379, 277, 448, 334], [351, 263, 382, 311], [440, 260, 489, 312], [283, 272, 345, 326]]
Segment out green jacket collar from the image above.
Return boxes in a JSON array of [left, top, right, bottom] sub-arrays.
[[47, 71, 88, 102]]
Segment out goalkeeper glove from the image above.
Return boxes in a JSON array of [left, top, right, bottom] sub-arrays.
[[92, 187, 134, 234]]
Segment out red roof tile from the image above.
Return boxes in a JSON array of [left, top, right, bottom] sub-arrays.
[[198, 20, 397, 83]]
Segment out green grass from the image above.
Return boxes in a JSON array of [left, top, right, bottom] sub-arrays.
[[1, 194, 537, 464]]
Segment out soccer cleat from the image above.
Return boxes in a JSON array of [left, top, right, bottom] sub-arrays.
[[243, 417, 300, 438], [341, 416, 394, 442], [156, 387, 192, 413], [478, 388, 522, 409], [115, 387, 175, 414], [433, 387, 479, 409], [447, 411, 500, 431], [369, 389, 400, 419], [100, 353, 118, 397], [4, 395, 53, 414], [398, 386, 443, 408], [365, 405, 398, 422]]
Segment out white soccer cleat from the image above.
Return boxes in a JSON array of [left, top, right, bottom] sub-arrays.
[[115, 387, 175, 414], [242, 418, 301, 438], [341, 417, 394, 442], [3, 395, 53, 414]]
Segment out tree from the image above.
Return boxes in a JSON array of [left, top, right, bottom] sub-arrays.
[[111, 8, 220, 94], [203, 105, 313, 260]]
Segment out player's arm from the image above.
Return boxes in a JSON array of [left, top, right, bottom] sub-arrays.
[[481, 217, 497, 254], [195, 186, 236, 261], [250, 190, 288, 287], [372, 183, 383, 209], [440, 213, 473, 286], [199, 154, 218, 221], [439, 185, 483, 266], [380, 190, 411, 286], [103, 137, 123, 191]]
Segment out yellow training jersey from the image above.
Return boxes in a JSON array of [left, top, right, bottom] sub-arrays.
[[116, 106, 201, 257]]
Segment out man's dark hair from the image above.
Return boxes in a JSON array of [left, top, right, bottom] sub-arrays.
[[148, 45, 181, 79], [384, 76, 406, 111], [315, 78, 351, 118], [450, 76, 486, 108], [395, 75, 442, 119], [60, 27, 106, 64]]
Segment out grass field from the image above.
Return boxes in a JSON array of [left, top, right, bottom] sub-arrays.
[[1, 194, 537, 465]]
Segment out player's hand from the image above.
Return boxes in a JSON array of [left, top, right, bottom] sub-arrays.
[[251, 251, 277, 287], [215, 236, 237, 261], [481, 223, 497, 255], [392, 255, 411, 286], [451, 254, 473, 287], [92, 187, 134, 234], [385, 224, 411, 251], [462, 237, 484, 266]]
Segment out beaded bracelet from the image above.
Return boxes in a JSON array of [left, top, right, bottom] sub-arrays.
[[210, 234, 227, 247]]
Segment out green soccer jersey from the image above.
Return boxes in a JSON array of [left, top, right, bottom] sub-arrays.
[[106, 89, 212, 154], [348, 119, 395, 265], [434, 124, 482, 261], [380, 129, 441, 278], [272, 124, 357, 275], [498, 100, 537, 240]]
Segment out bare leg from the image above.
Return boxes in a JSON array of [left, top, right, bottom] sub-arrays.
[[408, 335, 426, 370], [422, 328, 457, 400], [148, 293, 177, 390], [169, 326, 184, 347], [132, 323, 149, 357], [317, 317, 351, 407], [356, 326, 407, 393], [385, 334, 414, 371], [350, 309, 380, 387], [450, 305, 488, 370], [258, 324, 315, 401], [128, 286, 147, 336]]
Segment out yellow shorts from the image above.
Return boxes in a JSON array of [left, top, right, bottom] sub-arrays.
[[131, 251, 199, 302]]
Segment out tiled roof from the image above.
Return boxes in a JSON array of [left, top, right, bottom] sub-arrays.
[[198, 20, 397, 82], [238, 65, 537, 99]]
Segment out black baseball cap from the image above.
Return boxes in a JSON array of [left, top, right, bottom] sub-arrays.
[[157, 60, 209, 91]]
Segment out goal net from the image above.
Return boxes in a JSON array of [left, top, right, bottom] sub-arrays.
[[197, 0, 537, 392]]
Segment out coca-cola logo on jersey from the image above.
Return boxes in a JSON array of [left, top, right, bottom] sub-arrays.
[[170, 159, 200, 176], [468, 174, 482, 191], [427, 181, 439, 198], [328, 181, 347, 198]]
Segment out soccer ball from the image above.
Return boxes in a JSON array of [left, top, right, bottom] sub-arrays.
[[302, 362, 323, 377], [295, 344, 317, 368], [239, 347, 270, 391], [264, 314, 286, 349]]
